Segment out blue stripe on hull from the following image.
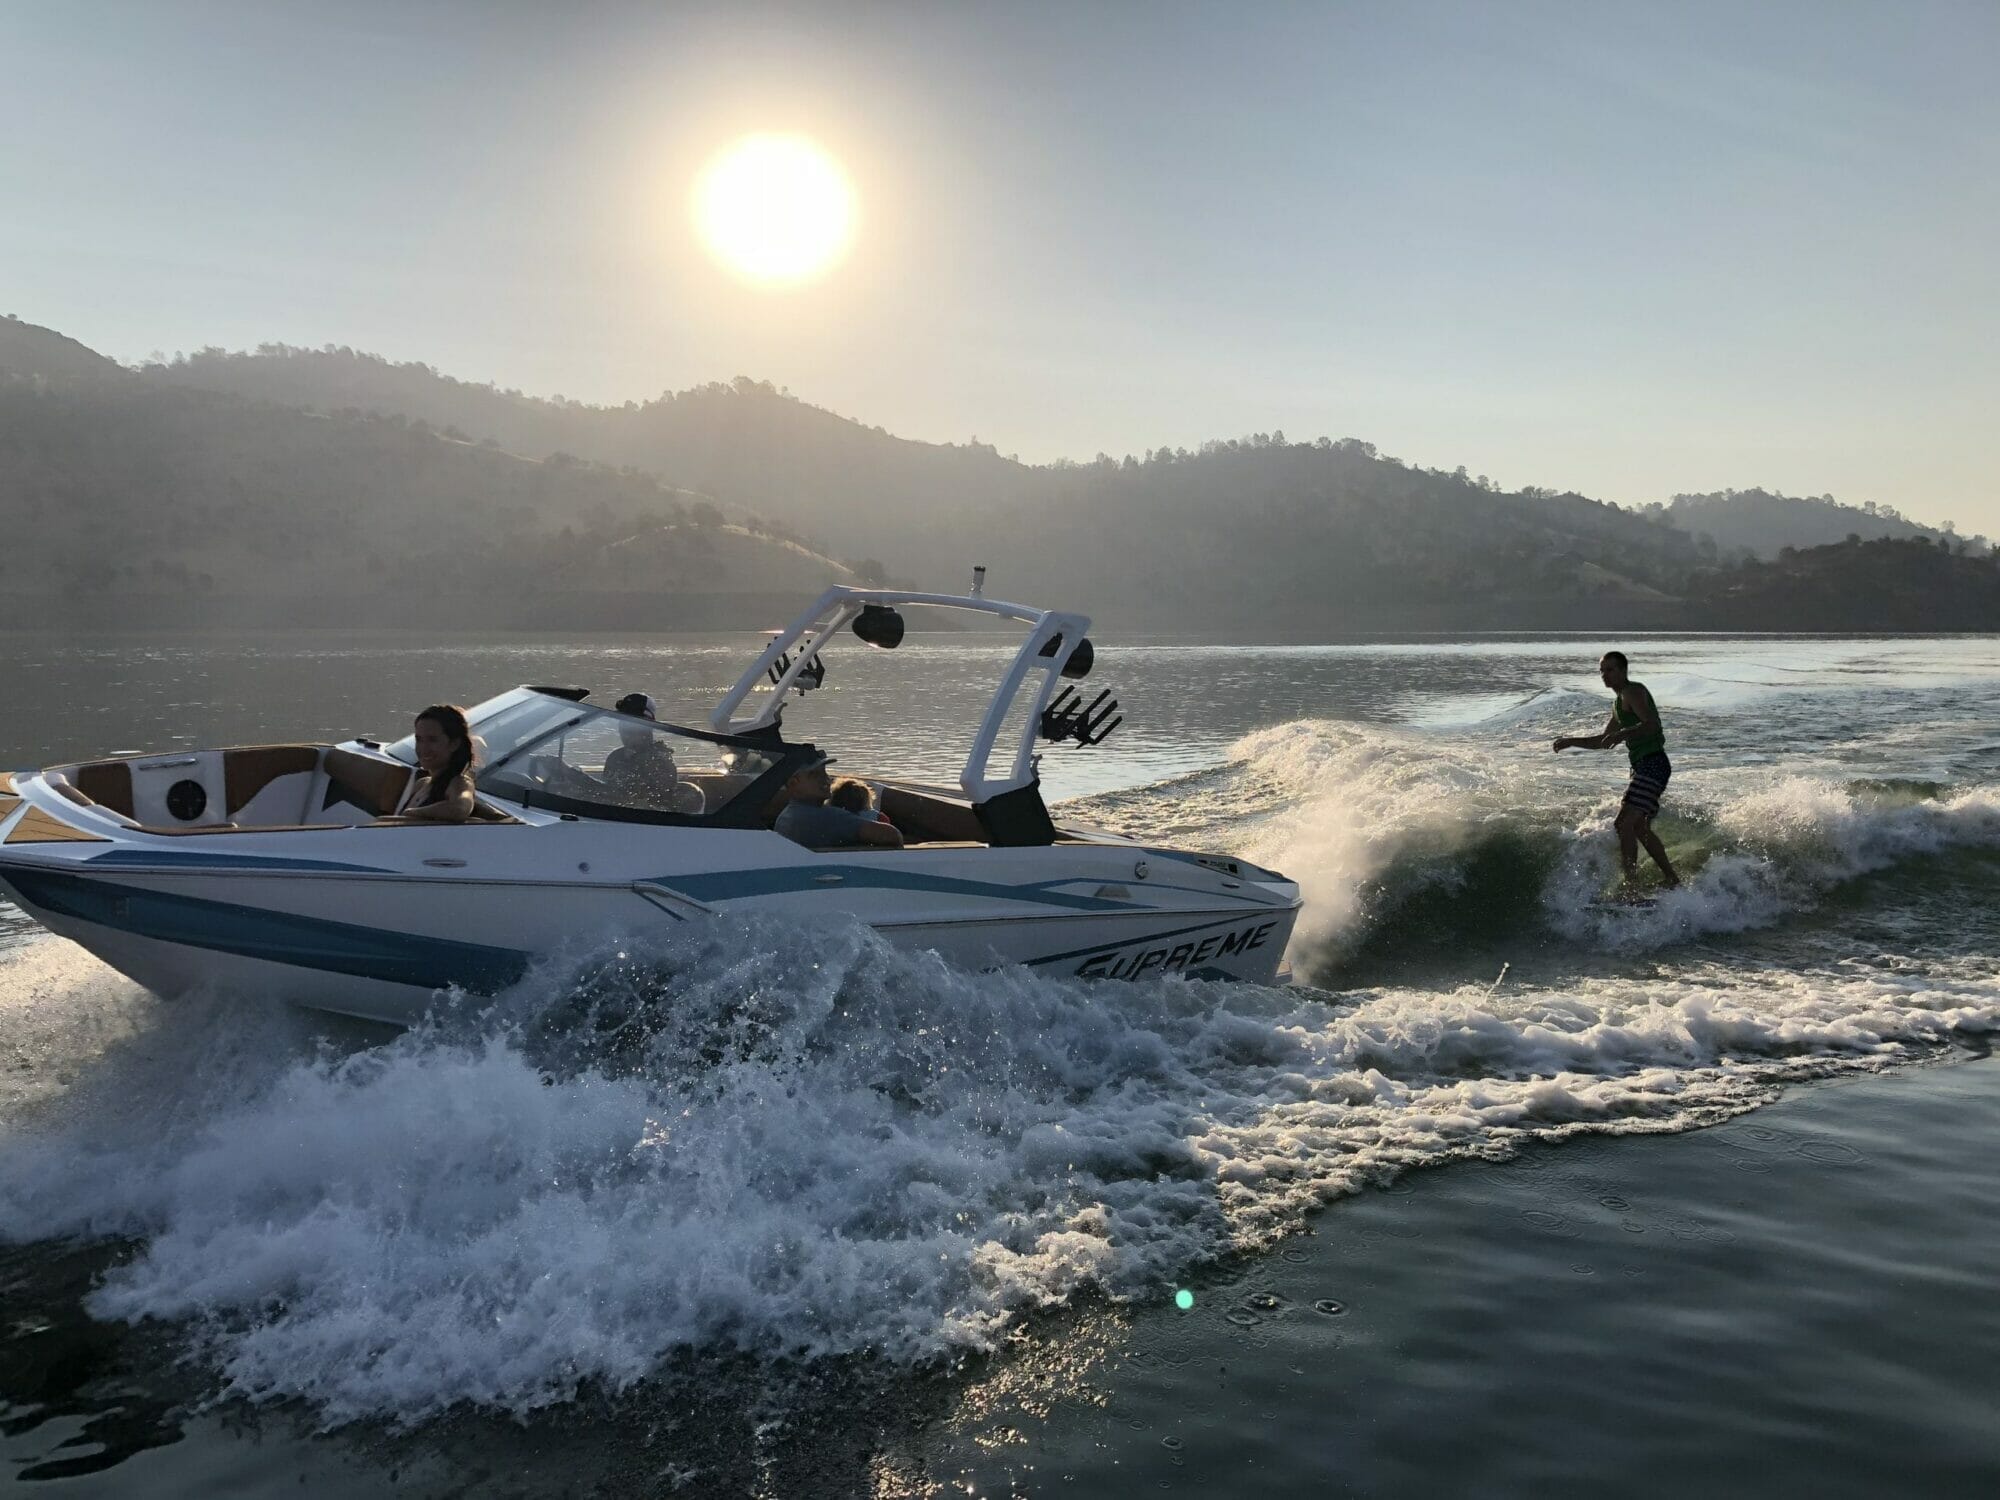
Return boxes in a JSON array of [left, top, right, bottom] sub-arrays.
[[0, 865, 1296, 1002], [1, 867, 529, 994], [86, 848, 396, 874], [661, 865, 1144, 911]]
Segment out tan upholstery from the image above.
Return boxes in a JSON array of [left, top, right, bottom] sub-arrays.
[[72, 761, 134, 817], [880, 787, 986, 844], [321, 749, 415, 818], [225, 746, 322, 814]]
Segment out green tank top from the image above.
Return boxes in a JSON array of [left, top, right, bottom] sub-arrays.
[[1616, 686, 1666, 766]]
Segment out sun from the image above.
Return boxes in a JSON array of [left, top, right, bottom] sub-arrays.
[[693, 134, 857, 286]]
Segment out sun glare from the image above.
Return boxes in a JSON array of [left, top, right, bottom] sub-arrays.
[[694, 134, 856, 286]]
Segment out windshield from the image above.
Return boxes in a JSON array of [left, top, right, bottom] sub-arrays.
[[475, 704, 786, 822], [385, 690, 791, 824], [385, 689, 577, 770]]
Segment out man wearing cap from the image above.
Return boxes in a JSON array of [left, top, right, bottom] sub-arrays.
[[602, 692, 692, 810], [775, 755, 904, 847]]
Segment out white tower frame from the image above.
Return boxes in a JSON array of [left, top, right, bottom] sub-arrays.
[[710, 585, 1094, 804]]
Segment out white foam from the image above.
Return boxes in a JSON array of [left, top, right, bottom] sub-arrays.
[[1545, 777, 2000, 947], [1074, 718, 2000, 957], [1212, 719, 1508, 953], [1718, 777, 2000, 870], [3, 916, 1996, 1427], [6, 699, 1999, 1426]]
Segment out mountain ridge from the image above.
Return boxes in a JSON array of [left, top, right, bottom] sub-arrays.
[[0, 325, 871, 627], [1647, 488, 1977, 559], [128, 339, 1712, 623], [0, 314, 124, 384], [3, 318, 1994, 631]]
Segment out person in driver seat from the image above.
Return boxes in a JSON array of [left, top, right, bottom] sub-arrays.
[[776, 755, 903, 847], [602, 693, 692, 811]]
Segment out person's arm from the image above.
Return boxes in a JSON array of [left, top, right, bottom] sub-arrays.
[[398, 774, 476, 823], [778, 802, 903, 847], [1554, 710, 1622, 753]]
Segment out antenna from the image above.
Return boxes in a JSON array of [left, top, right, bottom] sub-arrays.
[[971, 564, 986, 597]]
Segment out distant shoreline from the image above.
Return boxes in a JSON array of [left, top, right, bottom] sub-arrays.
[[1, 591, 1994, 636], [0, 590, 846, 634]]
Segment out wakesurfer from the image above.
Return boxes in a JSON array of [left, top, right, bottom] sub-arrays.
[[1553, 651, 1681, 894]]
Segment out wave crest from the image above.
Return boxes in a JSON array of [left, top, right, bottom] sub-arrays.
[[1069, 720, 2000, 969]]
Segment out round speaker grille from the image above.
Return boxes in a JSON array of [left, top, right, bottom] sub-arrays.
[[165, 779, 208, 822]]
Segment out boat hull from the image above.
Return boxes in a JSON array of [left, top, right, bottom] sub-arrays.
[[0, 820, 1300, 1027]]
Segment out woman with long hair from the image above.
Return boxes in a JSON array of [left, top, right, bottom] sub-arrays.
[[398, 704, 478, 823]]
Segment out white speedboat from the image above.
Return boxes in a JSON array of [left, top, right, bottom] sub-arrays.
[[0, 583, 1300, 1025]]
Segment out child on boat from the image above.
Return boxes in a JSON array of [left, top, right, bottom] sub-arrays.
[[828, 777, 884, 821]]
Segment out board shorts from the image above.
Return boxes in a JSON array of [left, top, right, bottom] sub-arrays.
[[1622, 752, 1671, 819]]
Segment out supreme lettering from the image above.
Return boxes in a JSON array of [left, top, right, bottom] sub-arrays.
[[1074, 920, 1276, 980]]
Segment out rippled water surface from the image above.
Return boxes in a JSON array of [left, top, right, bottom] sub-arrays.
[[2, 629, 1997, 1496]]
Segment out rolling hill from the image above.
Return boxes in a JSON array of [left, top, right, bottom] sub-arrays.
[[1689, 535, 2000, 630], [1648, 488, 1979, 560], [135, 341, 1715, 628], [0, 314, 123, 384], [5, 319, 1993, 631], [0, 324, 867, 628]]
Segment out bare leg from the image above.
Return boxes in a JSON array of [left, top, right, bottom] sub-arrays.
[[1614, 809, 1642, 892], [1636, 817, 1680, 887]]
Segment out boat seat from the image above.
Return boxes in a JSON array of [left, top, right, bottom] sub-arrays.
[[225, 746, 322, 820], [43, 771, 141, 827], [71, 761, 135, 818], [879, 787, 987, 844], [321, 748, 415, 820], [756, 782, 995, 845]]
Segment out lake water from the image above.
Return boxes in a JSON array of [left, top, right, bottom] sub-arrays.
[[2, 629, 1998, 1496]]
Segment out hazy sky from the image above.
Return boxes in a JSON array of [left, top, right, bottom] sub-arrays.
[[6, 1, 1996, 530]]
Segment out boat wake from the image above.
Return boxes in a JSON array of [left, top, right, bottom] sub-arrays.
[[3, 899, 1998, 1426], [1, 710, 1997, 1427], [1065, 719, 2000, 975]]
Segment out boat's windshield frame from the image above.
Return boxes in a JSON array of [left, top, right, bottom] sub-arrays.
[[386, 688, 813, 828]]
